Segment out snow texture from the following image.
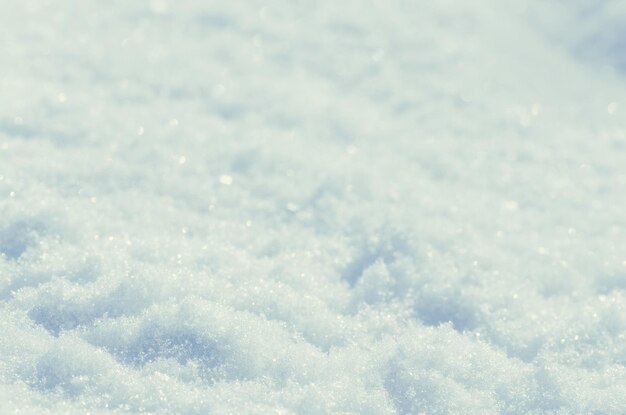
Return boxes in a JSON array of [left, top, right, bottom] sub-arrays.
[[1, 0, 625, 413]]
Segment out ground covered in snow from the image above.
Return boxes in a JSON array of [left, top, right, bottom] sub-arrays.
[[1, 1, 626, 413]]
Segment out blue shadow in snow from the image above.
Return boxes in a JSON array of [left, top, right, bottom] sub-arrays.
[[0, 220, 45, 260]]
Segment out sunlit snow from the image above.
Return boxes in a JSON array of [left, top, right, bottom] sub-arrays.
[[1, 0, 625, 413]]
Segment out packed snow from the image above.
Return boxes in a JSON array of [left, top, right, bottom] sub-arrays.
[[1, 0, 625, 413]]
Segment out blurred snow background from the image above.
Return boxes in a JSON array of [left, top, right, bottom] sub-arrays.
[[1, 0, 625, 413]]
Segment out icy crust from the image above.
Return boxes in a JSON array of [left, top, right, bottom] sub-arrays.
[[1, 0, 626, 413]]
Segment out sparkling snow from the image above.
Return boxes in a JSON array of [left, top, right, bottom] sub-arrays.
[[1, 0, 625, 413]]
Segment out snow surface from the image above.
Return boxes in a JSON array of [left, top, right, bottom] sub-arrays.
[[1, 0, 626, 413]]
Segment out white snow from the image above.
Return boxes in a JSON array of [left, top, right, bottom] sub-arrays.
[[1, 0, 625, 413]]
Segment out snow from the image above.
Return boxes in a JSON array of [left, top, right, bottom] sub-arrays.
[[1, 0, 625, 413]]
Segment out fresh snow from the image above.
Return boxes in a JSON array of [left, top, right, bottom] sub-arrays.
[[1, 0, 625, 413]]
